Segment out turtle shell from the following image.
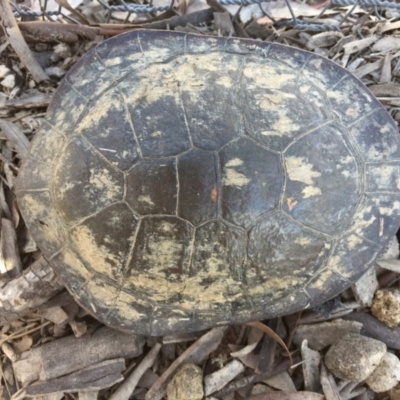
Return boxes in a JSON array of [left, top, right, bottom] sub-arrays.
[[17, 30, 400, 336]]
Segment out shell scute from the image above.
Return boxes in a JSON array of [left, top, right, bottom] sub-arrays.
[[177, 149, 218, 226], [53, 136, 124, 224], [126, 158, 177, 215], [76, 89, 140, 170], [283, 123, 360, 235], [220, 137, 283, 228]]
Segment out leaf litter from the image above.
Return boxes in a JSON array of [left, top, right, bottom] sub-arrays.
[[1, 0, 400, 398]]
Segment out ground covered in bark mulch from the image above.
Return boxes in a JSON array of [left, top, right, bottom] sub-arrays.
[[2, 0, 400, 399]]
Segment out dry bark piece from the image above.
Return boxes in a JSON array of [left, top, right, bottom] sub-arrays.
[[13, 327, 145, 385], [377, 259, 400, 273], [306, 32, 343, 50], [38, 306, 69, 325], [372, 37, 400, 52], [0, 257, 62, 319], [325, 333, 386, 382], [0, 218, 22, 277], [369, 83, 400, 97], [301, 340, 321, 392], [343, 312, 400, 350], [293, 319, 362, 351], [365, 352, 400, 392], [371, 289, 400, 328], [343, 36, 377, 54], [166, 363, 204, 400], [204, 359, 245, 396], [3, 92, 51, 109], [351, 267, 378, 307], [247, 392, 325, 400], [25, 359, 125, 397]]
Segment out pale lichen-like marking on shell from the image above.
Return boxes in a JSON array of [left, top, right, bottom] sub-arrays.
[[16, 30, 400, 336]]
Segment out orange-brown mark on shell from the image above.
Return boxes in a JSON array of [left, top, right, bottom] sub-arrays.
[[210, 186, 219, 203], [287, 197, 297, 211]]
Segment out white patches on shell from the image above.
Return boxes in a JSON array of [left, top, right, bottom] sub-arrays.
[[224, 168, 250, 187], [285, 156, 321, 185], [138, 195, 155, 206], [226, 158, 244, 167], [89, 168, 121, 200], [302, 185, 322, 198]]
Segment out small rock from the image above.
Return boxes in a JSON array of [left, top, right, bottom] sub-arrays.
[[352, 267, 379, 307], [366, 352, 400, 392], [0, 65, 10, 79], [54, 43, 72, 59], [167, 363, 204, 400], [325, 333, 386, 382], [1, 74, 15, 89], [45, 67, 66, 79], [390, 383, 400, 400], [371, 288, 400, 328]]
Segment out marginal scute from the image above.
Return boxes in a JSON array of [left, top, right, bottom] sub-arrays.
[[351, 195, 400, 246], [268, 42, 310, 71], [70, 203, 138, 282], [283, 123, 360, 235], [241, 59, 329, 152], [96, 31, 145, 78], [17, 190, 67, 256], [186, 34, 221, 54], [366, 163, 400, 193], [51, 246, 93, 293], [118, 64, 192, 157], [349, 109, 400, 161], [178, 149, 218, 225], [139, 30, 186, 61], [306, 269, 351, 304], [46, 79, 87, 134], [326, 234, 381, 282], [327, 76, 378, 125], [247, 213, 330, 298], [65, 50, 111, 100], [53, 136, 124, 224], [303, 54, 347, 90], [76, 89, 140, 170], [220, 137, 283, 228], [126, 158, 177, 215], [127, 216, 194, 281], [177, 53, 242, 150]]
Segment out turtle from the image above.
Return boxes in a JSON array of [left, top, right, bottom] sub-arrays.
[[16, 30, 400, 336]]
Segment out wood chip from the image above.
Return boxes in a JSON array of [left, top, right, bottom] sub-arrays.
[[353, 59, 383, 79], [306, 32, 343, 50], [380, 52, 393, 83], [293, 319, 363, 351], [369, 83, 400, 97], [343, 36, 377, 55], [204, 359, 245, 396], [372, 37, 400, 53], [0, 218, 22, 277], [264, 371, 296, 392], [301, 340, 321, 393], [25, 359, 125, 397], [247, 392, 325, 400], [377, 259, 400, 273], [352, 267, 379, 307]]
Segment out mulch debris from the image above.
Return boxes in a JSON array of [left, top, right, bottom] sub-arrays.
[[1, 0, 400, 398]]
